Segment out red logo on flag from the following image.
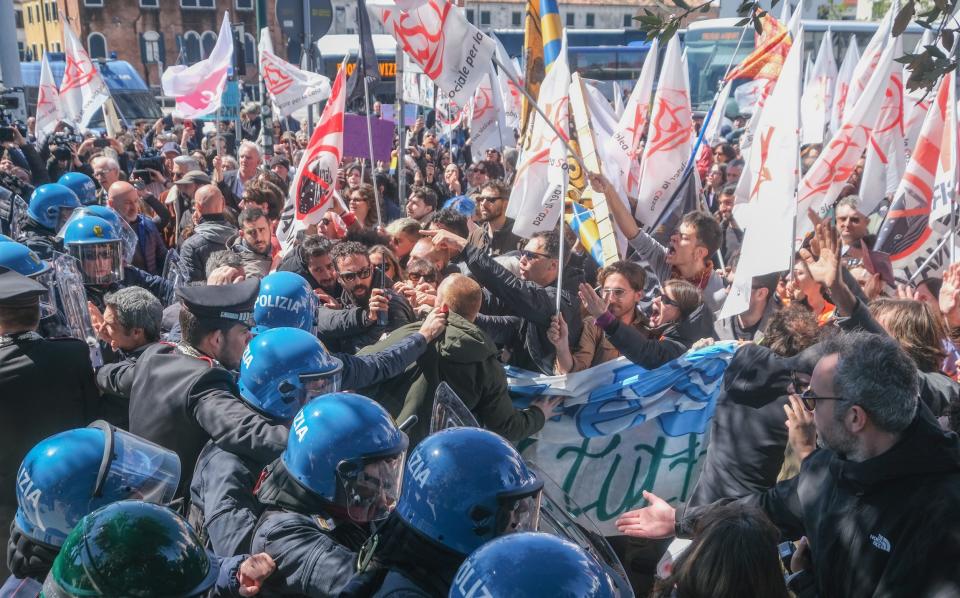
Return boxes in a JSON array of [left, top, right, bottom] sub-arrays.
[[391, 0, 450, 81], [177, 67, 228, 111], [646, 90, 691, 156], [262, 56, 294, 96], [60, 53, 96, 93]]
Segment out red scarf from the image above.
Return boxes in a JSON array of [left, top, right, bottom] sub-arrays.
[[671, 259, 714, 291]]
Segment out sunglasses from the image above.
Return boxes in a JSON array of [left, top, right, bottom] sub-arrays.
[[408, 271, 437, 283], [799, 387, 847, 412], [339, 267, 373, 282], [600, 288, 629, 298], [480, 195, 503, 204], [653, 288, 679, 308], [519, 249, 551, 261]]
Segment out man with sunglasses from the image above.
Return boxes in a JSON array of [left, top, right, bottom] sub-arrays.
[[618, 332, 960, 597], [467, 180, 522, 257], [315, 241, 415, 354]]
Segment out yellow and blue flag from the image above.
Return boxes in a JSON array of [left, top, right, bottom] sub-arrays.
[[566, 202, 603, 266], [540, 0, 563, 72]]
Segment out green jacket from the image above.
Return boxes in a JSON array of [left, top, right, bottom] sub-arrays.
[[359, 312, 544, 446]]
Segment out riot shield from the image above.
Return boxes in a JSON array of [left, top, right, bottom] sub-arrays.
[[428, 384, 632, 595], [0, 187, 27, 239], [429, 382, 480, 433], [161, 248, 186, 305], [51, 252, 103, 367], [57, 207, 139, 264], [531, 464, 634, 597]]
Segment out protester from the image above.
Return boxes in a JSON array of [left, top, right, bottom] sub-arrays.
[[467, 180, 523, 257], [179, 184, 235, 282]]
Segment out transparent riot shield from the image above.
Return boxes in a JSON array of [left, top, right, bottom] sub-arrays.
[[57, 207, 138, 265], [161, 248, 186, 305], [52, 252, 103, 367], [429, 384, 632, 596], [0, 188, 27, 239], [429, 382, 480, 433]]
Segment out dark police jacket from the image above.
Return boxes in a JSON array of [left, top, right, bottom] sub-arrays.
[[0, 332, 100, 509], [95, 342, 288, 497]]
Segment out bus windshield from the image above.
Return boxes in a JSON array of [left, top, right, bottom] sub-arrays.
[[684, 28, 753, 112]]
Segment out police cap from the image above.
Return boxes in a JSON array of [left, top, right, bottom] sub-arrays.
[[177, 279, 259, 326], [0, 267, 46, 308]]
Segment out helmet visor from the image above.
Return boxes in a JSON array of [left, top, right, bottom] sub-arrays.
[[94, 428, 180, 506], [335, 452, 406, 523], [496, 488, 542, 536], [57, 206, 76, 231], [298, 371, 343, 402], [69, 241, 122, 285]]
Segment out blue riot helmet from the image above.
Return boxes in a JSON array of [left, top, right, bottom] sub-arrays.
[[449, 533, 618, 598], [57, 172, 98, 206], [253, 271, 318, 334], [15, 421, 180, 547], [0, 241, 58, 317], [27, 183, 81, 230], [0, 233, 13, 241], [59, 205, 138, 264], [62, 214, 123, 285], [396, 428, 543, 555], [283, 393, 408, 523], [239, 327, 344, 420]]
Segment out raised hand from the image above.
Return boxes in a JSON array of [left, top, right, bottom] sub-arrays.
[[940, 263, 960, 327], [578, 282, 608, 319], [785, 394, 817, 461], [798, 222, 840, 290], [615, 491, 677, 539]]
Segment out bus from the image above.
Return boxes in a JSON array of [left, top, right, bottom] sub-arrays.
[[685, 18, 925, 112], [20, 55, 162, 127]]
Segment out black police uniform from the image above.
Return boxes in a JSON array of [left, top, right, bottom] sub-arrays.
[[0, 270, 100, 578], [95, 279, 288, 498]]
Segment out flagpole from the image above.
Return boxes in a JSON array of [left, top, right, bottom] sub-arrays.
[[362, 72, 383, 227], [908, 231, 954, 282], [556, 205, 565, 315], [491, 54, 588, 176], [396, 43, 406, 206]]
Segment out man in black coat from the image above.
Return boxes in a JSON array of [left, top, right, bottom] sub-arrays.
[[0, 269, 100, 577], [617, 332, 960, 597], [95, 279, 287, 498]]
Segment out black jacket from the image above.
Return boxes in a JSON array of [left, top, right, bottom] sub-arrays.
[[465, 244, 583, 375], [601, 304, 717, 370], [315, 287, 415, 355], [178, 215, 236, 283], [96, 342, 288, 497], [678, 407, 960, 598], [18, 220, 60, 261]]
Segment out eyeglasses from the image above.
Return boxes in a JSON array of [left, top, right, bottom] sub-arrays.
[[600, 288, 629, 298], [479, 195, 503, 204], [339, 267, 373, 282], [408, 271, 437, 283], [519, 249, 551, 261], [799, 387, 847, 412]]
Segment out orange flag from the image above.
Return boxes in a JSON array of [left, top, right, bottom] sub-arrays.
[[725, 11, 791, 82]]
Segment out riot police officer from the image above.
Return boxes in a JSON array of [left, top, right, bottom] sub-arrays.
[[342, 427, 543, 597], [253, 271, 449, 390], [95, 280, 288, 498], [19, 183, 80, 259], [4, 422, 179, 588], [0, 269, 99, 576], [57, 172, 98, 206], [190, 327, 343, 557], [251, 392, 408, 597], [449, 533, 618, 598], [40, 500, 277, 597]]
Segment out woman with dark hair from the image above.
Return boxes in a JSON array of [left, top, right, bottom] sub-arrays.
[[869, 298, 948, 373], [651, 503, 789, 598], [348, 183, 384, 229], [369, 244, 403, 284]]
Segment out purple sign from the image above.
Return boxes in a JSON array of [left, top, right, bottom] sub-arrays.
[[342, 114, 395, 163]]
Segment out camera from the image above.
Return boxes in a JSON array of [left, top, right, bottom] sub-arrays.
[[134, 148, 164, 174], [0, 100, 27, 145], [49, 131, 82, 161]]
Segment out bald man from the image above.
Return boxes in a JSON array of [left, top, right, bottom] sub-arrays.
[[179, 185, 236, 282], [360, 273, 561, 446], [106, 181, 167, 275]]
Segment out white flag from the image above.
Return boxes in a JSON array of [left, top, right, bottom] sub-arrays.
[[613, 81, 625, 118], [634, 36, 692, 228], [903, 30, 935, 153], [492, 36, 521, 132], [368, 0, 496, 107], [719, 32, 803, 320], [702, 80, 732, 148], [605, 37, 658, 204], [469, 65, 511, 155], [259, 28, 331, 119], [161, 13, 233, 119], [36, 52, 62, 143], [829, 38, 859, 138], [858, 37, 905, 216], [507, 34, 570, 238], [800, 30, 837, 145], [845, 6, 892, 120], [795, 39, 898, 243], [60, 24, 111, 130]]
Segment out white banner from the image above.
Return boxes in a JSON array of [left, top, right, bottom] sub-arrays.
[[161, 13, 233, 119], [493, 36, 521, 133], [60, 24, 111, 130], [634, 36, 692, 228], [507, 34, 570, 238], [36, 52, 62, 143], [800, 29, 837, 145], [829, 37, 859, 139], [369, 0, 496, 107], [903, 30, 935, 154], [469, 66, 511, 155], [259, 28, 331, 119]]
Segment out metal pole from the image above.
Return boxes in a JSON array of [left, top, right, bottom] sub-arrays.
[[303, 0, 314, 133], [396, 42, 406, 204], [256, 0, 273, 158], [556, 206, 565, 315], [363, 73, 383, 227]]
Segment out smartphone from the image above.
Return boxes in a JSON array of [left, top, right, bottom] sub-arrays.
[[93, 138, 110, 148], [131, 169, 151, 181], [376, 264, 389, 326]]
